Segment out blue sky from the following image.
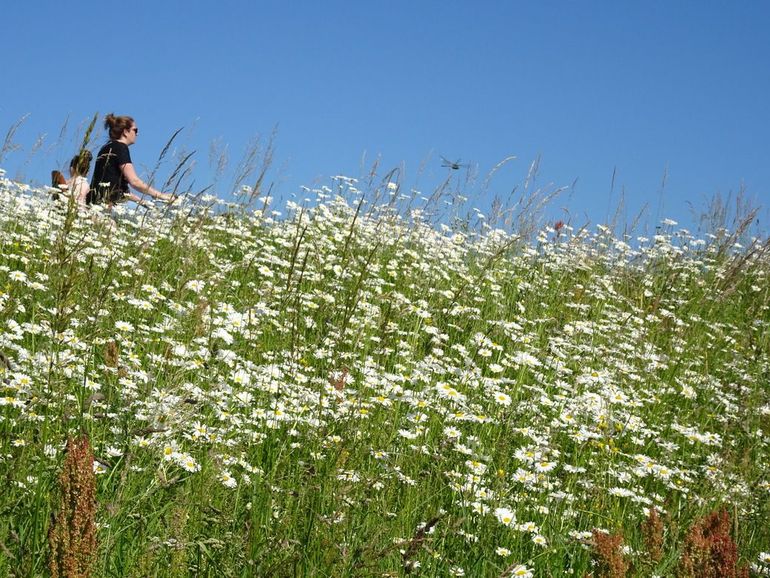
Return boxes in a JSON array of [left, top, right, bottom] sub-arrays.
[[2, 1, 768, 235]]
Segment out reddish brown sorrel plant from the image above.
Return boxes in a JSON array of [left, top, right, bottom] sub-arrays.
[[48, 435, 98, 578], [676, 509, 748, 578], [642, 508, 664, 564], [589, 530, 630, 578]]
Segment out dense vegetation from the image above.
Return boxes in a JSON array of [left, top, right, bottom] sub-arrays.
[[0, 171, 768, 576]]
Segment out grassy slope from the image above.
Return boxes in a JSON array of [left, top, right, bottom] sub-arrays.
[[0, 176, 768, 577]]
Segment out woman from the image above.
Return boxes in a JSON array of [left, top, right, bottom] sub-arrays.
[[87, 114, 173, 206], [51, 150, 92, 205], [67, 149, 92, 205]]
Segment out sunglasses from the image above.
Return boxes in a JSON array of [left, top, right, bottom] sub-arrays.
[[130, 127, 139, 134]]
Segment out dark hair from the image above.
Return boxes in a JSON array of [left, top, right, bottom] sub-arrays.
[[69, 150, 93, 176], [104, 113, 135, 140]]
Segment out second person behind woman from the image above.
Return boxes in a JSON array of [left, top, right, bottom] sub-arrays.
[[67, 149, 92, 205], [87, 114, 174, 206]]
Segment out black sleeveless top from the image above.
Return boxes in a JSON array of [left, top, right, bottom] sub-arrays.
[[88, 141, 131, 204]]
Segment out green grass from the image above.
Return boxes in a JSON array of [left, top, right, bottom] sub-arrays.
[[0, 172, 768, 577]]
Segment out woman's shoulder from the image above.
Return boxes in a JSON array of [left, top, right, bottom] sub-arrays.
[[98, 140, 130, 153], [66, 175, 88, 186]]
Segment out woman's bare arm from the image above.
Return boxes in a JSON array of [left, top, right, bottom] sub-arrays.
[[120, 162, 172, 201]]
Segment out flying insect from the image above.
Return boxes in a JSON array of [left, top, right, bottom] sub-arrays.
[[440, 156, 469, 170]]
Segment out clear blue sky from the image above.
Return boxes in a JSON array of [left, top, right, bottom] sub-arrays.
[[2, 1, 769, 235]]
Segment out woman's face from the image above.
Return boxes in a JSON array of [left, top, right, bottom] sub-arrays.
[[123, 123, 139, 145]]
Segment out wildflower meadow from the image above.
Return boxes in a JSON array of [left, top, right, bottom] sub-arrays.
[[0, 168, 768, 577]]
